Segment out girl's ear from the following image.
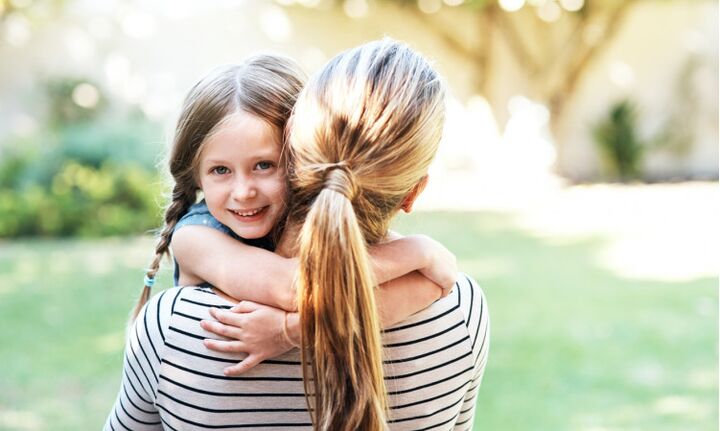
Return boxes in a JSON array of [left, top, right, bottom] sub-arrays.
[[400, 175, 429, 213]]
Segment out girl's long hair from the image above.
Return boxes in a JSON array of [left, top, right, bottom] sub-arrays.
[[131, 55, 306, 320], [286, 38, 446, 431]]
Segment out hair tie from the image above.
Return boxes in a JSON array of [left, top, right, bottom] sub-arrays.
[[144, 275, 156, 288], [323, 162, 358, 201]]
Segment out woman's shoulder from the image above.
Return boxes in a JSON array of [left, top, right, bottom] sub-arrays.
[[133, 286, 230, 344], [144, 285, 230, 315], [453, 272, 489, 363], [453, 273, 487, 320]]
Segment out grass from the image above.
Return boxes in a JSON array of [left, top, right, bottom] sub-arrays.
[[0, 211, 717, 430]]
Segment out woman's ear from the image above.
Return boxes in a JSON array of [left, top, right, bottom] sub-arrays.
[[400, 175, 429, 213]]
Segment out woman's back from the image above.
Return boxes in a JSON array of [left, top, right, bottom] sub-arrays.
[[105, 275, 488, 430]]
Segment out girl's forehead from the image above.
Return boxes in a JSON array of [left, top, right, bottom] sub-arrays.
[[197, 114, 282, 162]]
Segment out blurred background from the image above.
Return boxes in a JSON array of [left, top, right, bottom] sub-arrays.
[[0, 0, 717, 430]]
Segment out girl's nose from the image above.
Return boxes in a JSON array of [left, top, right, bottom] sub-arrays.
[[231, 180, 257, 200]]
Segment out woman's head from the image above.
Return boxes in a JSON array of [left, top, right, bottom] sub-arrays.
[[132, 54, 305, 320], [288, 40, 445, 239], [287, 38, 445, 430]]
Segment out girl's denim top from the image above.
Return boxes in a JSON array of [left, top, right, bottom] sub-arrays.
[[171, 200, 274, 286]]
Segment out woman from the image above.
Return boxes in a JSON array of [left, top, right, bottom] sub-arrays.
[[105, 38, 489, 431]]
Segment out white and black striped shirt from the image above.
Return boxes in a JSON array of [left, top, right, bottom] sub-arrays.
[[104, 274, 489, 430]]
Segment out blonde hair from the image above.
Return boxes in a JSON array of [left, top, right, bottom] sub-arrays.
[[287, 39, 446, 431], [131, 55, 306, 320]]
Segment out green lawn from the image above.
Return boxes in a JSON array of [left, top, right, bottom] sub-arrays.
[[0, 211, 716, 430]]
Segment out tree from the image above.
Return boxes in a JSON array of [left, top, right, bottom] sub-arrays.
[[292, 0, 640, 174], [416, 0, 638, 170]]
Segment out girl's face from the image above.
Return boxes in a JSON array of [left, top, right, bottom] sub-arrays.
[[197, 111, 287, 240]]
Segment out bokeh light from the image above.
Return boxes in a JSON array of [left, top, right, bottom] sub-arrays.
[[71, 83, 100, 109], [499, 0, 525, 12], [343, 0, 369, 19], [418, 0, 442, 14], [537, 0, 562, 22], [559, 0, 584, 12]]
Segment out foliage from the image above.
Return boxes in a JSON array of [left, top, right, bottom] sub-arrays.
[[592, 99, 644, 181], [0, 77, 165, 238], [45, 77, 106, 127], [0, 157, 163, 237]]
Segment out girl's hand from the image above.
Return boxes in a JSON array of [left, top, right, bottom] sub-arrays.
[[201, 301, 297, 376], [407, 234, 457, 296]]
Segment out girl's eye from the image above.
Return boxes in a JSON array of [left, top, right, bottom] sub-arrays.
[[212, 166, 230, 175], [256, 161, 274, 170]]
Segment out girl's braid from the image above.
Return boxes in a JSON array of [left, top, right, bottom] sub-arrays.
[[130, 183, 197, 320]]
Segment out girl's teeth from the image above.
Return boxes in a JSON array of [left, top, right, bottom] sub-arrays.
[[235, 208, 261, 216]]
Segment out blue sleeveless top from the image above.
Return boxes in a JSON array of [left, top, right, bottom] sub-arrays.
[[171, 200, 274, 286]]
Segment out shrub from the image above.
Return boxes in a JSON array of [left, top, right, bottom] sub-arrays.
[[592, 100, 644, 181], [0, 159, 163, 237], [0, 76, 166, 237]]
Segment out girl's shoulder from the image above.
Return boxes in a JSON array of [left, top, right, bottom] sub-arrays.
[[173, 200, 233, 237]]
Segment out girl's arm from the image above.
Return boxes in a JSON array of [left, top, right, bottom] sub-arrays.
[[369, 233, 457, 296], [171, 226, 297, 310], [173, 226, 457, 311], [202, 270, 446, 375]]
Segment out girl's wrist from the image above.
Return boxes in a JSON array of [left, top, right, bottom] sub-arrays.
[[284, 312, 301, 347], [407, 235, 432, 269]]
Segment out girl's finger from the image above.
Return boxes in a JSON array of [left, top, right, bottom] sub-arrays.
[[203, 338, 247, 353], [209, 307, 245, 327], [231, 301, 261, 313], [223, 355, 263, 376], [201, 319, 242, 340]]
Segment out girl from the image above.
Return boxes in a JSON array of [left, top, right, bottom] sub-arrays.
[[131, 54, 457, 369]]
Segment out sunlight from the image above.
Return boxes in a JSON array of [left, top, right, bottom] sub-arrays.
[[559, 0, 584, 12], [609, 61, 635, 89], [653, 395, 712, 419], [3, 13, 31, 46], [537, 1, 562, 22], [71, 82, 100, 108], [64, 27, 95, 62], [513, 183, 719, 282], [463, 257, 515, 278], [343, 0, 369, 19], [0, 409, 44, 431], [260, 5, 292, 42], [95, 330, 126, 354], [499, 0, 525, 12], [120, 10, 156, 39], [418, 0, 442, 14], [418, 94, 563, 211]]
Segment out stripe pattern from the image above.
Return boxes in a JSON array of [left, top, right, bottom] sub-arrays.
[[104, 274, 489, 430]]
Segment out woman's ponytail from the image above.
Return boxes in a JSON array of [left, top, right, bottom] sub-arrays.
[[286, 38, 446, 431], [297, 166, 387, 431]]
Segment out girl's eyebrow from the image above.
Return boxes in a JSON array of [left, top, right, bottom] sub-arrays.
[[247, 148, 282, 159], [201, 159, 229, 165]]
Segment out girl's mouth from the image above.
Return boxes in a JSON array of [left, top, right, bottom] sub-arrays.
[[228, 206, 268, 222]]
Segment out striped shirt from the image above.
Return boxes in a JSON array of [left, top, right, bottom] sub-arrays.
[[104, 274, 489, 430]]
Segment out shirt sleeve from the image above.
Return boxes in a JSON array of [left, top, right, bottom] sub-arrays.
[[454, 274, 490, 430], [103, 288, 178, 431]]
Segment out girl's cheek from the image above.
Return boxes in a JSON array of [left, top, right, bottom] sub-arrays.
[[262, 177, 288, 200]]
